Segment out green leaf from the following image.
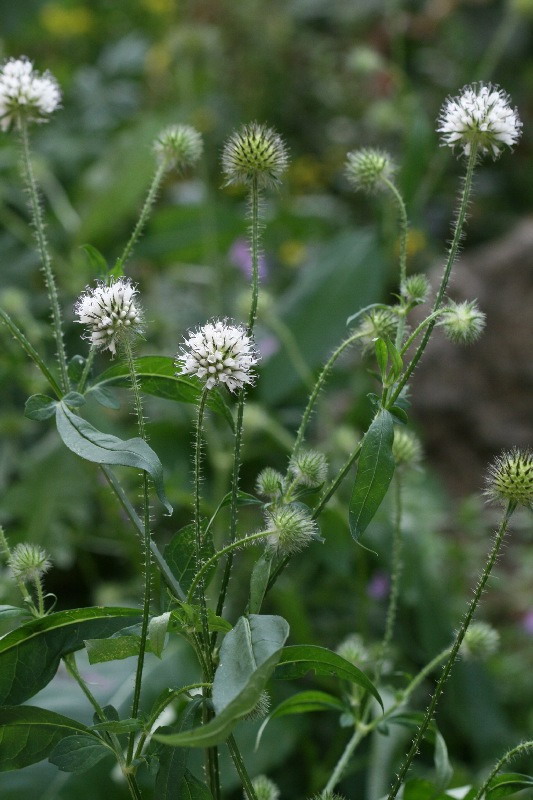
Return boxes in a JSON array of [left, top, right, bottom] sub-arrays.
[[170, 604, 232, 636], [48, 733, 111, 773], [387, 713, 452, 791], [385, 336, 403, 380], [63, 391, 86, 408], [153, 699, 203, 798], [154, 615, 290, 748], [85, 633, 150, 664], [91, 718, 143, 734], [488, 773, 533, 798], [55, 402, 172, 514], [181, 769, 213, 799], [375, 338, 388, 379], [0, 605, 27, 620], [88, 385, 121, 410], [68, 355, 86, 384], [164, 523, 214, 595], [274, 645, 383, 710], [24, 394, 57, 421], [0, 706, 93, 772], [149, 612, 171, 659], [0, 606, 141, 705], [349, 409, 395, 541], [80, 243, 108, 275], [249, 552, 272, 615], [255, 690, 344, 748], [389, 404, 409, 424], [88, 356, 234, 430]]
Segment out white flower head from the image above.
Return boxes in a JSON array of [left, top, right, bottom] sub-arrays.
[[74, 278, 143, 355], [176, 319, 258, 392], [0, 57, 61, 132], [437, 83, 522, 159]]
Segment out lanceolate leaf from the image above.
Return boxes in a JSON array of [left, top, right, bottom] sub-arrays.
[[487, 773, 533, 797], [349, 408, 395, 541], [255, 690, 345, 749], [88, 356, 234, 430], [48, 734, 112, 773], [0, 607, 141, 705], [0, 706, 94, 772], [55, 402, 172, 513]]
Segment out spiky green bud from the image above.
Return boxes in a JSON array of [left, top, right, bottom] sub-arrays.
[[401, 273, 430, 305], [439, 300, 486, 344], [461, 622, 500, 660], [392, 429, 422, 468], [356, 307, 398, 351], [256, 467, 285, 499], [154, 124, 203, 172], [265, 505, 318, 555], [289, 449, 328, 489], [345, 148, 395, 193], [222, 122, 289, 188], [485, 448, 533, 508], [247, 776, 280, 800], [9, 543, 51, 583]]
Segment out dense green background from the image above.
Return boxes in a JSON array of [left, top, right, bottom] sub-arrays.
[[0, 1, 532, 798]]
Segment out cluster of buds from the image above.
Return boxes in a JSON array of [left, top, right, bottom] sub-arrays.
[[355, 307, 398, 352], [74, 278, 143, 356], [401, 274, 430, 306]]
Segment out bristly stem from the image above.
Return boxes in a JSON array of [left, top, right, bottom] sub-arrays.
[[386, 501, 515, 800], [18, 119, 69, 394], [117, 162, 166, 269], [123, 339, 152, 764], [193, 387, 213, 664], [382, 177, 408, 292], [473, 740, 533, 800], [77, 345, 96, 393], [227, 734, 259, 800], [0, 306, 63, 398], [377, 472, 403, 672], [388, 143, 478, 408]]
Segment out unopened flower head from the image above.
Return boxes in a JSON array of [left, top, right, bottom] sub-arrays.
[[222, 122, 288, 188], [460, 621, 500, 660], [485, 448, 533, 508], [9, 543, 51, 583], [289, 449, 328, 488], [256, 467, 284, 499], [345, 148, 395, 193], [437, 83, 522, 159], [439, 300, 486, 344], [310, 793, 346, 800], [154, 124, 203, 172], [247, 776, 280, 800], [264, 504, 318, 555], [392, 428, 423, 468], [0, 57, 61, 132], [75, 278, 143, 355], [356, 307, 398, 351], [401, 273, 430, 306], [336, 633, 370, 667], [176, 319, 258, 392], [241, 691, 271, 722]]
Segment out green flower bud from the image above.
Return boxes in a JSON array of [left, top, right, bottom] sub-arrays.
[[256, 467, 285, 499], [485, 448, 533, 508], [401, 273, 430, 305], [392, 429, 422, 468], [247, 776, 280, 800], [460, 621, 500, 660], [345, 148, 395, 194], [154, 124, 203, 172], [265, 505, 318, 555], [439, 300, 485, 345], [222, 122, 289, 189], [241, 691, 271, 722], [289, 449, 328, 489], [356, 308, 398, 351], [310, 793, 346, 800], [9, 543, 51, 583]]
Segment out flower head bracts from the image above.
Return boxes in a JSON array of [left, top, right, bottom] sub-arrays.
[[74, 278, 143, 355], [222, 122, 288, 189], [437, 83, 522, 159], [485, 448, 533, 508], [154, 124, 203, 172], [176, 319, 258, 392], [0, 57, 61, 132]]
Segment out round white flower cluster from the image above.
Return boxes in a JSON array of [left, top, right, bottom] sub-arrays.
[[74, 278, 143, 355], [438, 83, 522, 159], [0, 57, 61, 132], [177, 320, 258, 392]]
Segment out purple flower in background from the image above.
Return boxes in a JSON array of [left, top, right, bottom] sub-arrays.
[[521, 610, 533, 635], [229, 238, 268, 281], [367, 571, 390, 600]]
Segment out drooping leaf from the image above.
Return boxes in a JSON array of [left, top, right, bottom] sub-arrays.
[[164, 523, 214, 595], [24, 394, 57, 421], [48, 733, 112, 773], [0, 606, 141, 705], [349, 409, 395, 541], [55, 402, 172, 513], [274, 645, 383, 710], [255, 690, 345, 749], [88, 356, 234, 430], [0, 706, 93, 772], [386, 713, 453, 791]]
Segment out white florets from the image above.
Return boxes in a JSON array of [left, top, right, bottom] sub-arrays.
[[0, 57, 61, 132], [74, 278, 143, 355], [437, 83, 522, 159], [176, 320, 258, 392]]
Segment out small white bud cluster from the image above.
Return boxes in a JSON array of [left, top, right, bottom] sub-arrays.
[[289, 449, 328, 488], [9, 542, 51, 583], [264, 504, 318, 556], [437, 83, 522, 159], [154, 124, 203, 172], [0, 57, 61, 132], [345, 148, 396, 193], [75, 278, 143, 355], [460, 621, 500, 660], [439, 300, 486, 345], [222, 122, 289, 188], [176, 320, 258, 393]]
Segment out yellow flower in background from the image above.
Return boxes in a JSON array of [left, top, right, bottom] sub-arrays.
[[279, 240, 307, 268], [40, 4, 94, 37], [141, 0, 174, 14], [399, 228, 426, 260]]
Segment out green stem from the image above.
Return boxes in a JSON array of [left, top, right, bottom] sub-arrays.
[[474, 740, 533, 800], [33, 575, 46, 617], [247, 174, 260, 333], [377, 472, 403, 671], [382, 177, 408, 294], [77, 345, 96, 393], [388, 144, 478, 408], [227, 734, 259, 800], [193, 388, 213, 665], [399, 310, 445, 357], [18, 119, 69, 393], [0, 526, 37, 614], [118, 162, 166, 269], [387, 501, 515, 800], [188, 531, 270, 602], [0, 306, 63, 398], [324, 724, 367, 794]]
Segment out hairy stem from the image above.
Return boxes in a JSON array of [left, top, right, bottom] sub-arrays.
[[474, 739, 533, 800], [227, 734, 259, 800], [77, 345, 96, 393], [0, 306, 63, 398], [118, 162, 166, 269], [382, 177, 408, 295], [324, 724, 367, 794], [376, 472, 403, 673]]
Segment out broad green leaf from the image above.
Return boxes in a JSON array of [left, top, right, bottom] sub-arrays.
[[349, 409, 395, 541], [171, 604, 232, 635], [89, 385, 121, 410], [55, 402, 172, 514], [48, 733, 111, 773], [149, 612, 171, 659], [0, 706, 93, 772], [88, 356, 234, 430], [0, 606, 141, 705], [0, 606, 27, 620], [164, 523, 214, 595], [249, 552, 273, 615], [62, 391, 86, 408], [488, 773, 533, 798], [389, 405, 409, 425], [91, 718, 143, 734], [24, 394, 57, 421], [255, 690, 344, 749], [212, 615, 290, 713], [274, 645, 383, 710], [85, 633, 151, 664]]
